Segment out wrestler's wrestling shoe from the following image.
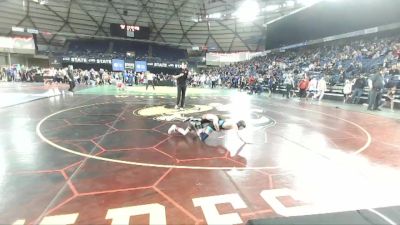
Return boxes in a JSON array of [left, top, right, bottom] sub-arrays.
[[168, 125, 177, 134], [183, 117, 194, 122], [184, 117, 201, 122]]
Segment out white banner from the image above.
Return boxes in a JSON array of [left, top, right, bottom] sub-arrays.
[[0, 36, 35, 54], [206, 52, 264, 66]]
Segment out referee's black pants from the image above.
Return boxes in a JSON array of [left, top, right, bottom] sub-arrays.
[[68, 80, 75, 92], [177, 85, 187, 108], [146, 80, 155, 90]]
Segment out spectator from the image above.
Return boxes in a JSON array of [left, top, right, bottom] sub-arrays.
[[367, 69, 385, 111], [283, 74, 295, 99], [306, 77, 318, 100], [351, 75, 367, 104], [315, 77, 327, 101], [343, 79, 352, 103], [298, 74, 309, 98], [385, 87, 396, 112]]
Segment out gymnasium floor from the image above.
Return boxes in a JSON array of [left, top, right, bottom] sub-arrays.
[[1, 83, 400, 225]]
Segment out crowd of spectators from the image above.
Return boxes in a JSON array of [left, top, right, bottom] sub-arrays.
[[196, 34, 400, 109], [0, 65, 179, 89], [0, 66, 48, 82], [203, 34, 400, 89], [64, 39, 188, 65], [0, 66, 123, 86], [1, 33, 399, 110]]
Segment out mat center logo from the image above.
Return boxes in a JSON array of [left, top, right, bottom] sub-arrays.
[[136, 104, 213, 121], [135, 103, 275, 128]]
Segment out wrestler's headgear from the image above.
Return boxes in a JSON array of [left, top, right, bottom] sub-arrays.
[[237, 120, 246, 130]]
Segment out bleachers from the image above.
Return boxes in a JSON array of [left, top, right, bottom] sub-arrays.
[[113, 41, 149, 58], [64, 39, 188, 63], [68, 39, 109, 54], [152, 44, 187, 61]]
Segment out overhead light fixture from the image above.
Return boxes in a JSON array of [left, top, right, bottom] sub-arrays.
[[297, 0, 319, 6], [208, 13, 221, 19], [263, 4, 280, 12], [33, 0, 48, 5], [286, 0, 295, 7], [12, 26, 25, 32], [27, 28, 39, 34], [234, 0, 260, 22]]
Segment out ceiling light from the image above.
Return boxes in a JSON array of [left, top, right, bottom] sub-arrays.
[[12, 26, 25, 32], [234, 0, 260, 22], [286, 0, 295, 7], [297, 0, 319, 6], [263, 4, 280, 12], [209, 13, 221, 19]]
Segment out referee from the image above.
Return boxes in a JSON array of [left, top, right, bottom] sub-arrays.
[[145, 71, 155, 90], [67, 65, 75, 92], [173, 63, 189, 109]]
